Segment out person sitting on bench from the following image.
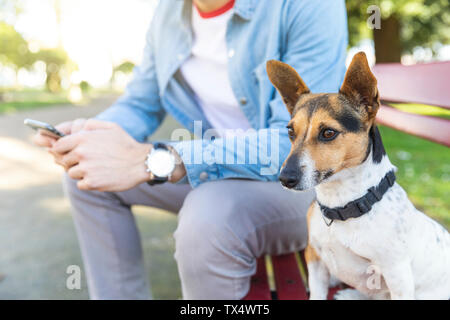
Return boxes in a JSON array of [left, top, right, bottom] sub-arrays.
[[32, 0, 347, 299]]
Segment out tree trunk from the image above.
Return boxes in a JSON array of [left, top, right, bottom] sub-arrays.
[[373, 15, 402, 63]]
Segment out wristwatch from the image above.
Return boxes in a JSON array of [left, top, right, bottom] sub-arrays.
[[145, 143, 176, 185]]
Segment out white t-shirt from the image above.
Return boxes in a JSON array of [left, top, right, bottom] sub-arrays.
[[180, 2, 251, 136]]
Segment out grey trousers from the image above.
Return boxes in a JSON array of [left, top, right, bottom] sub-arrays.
[[63, 174, 315, 300]]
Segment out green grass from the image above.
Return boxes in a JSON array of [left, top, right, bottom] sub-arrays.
[[0, 89, 70, 114], [0, 100, 70, 113], [379, 125, 450, 228], [133, 206, 182, 299]]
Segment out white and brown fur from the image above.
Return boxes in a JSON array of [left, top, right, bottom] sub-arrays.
[[267, 52, 450, 300]]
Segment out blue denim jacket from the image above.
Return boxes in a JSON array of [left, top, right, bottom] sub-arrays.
[[97, 0, 348, 187]]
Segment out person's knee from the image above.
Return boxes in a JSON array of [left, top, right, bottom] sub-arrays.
[[62, 172, 95, 201], [175, 185, 230, 252], [174, 182, 252, 271]]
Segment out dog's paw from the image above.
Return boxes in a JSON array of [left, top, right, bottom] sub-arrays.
[[334, 288, 368, 300]]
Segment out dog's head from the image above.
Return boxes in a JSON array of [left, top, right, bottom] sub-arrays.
[[267, 52, 382, 191]]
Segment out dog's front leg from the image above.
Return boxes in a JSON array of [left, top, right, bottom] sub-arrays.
[[305, 245, 330, 300], [380, 260, 415, 300]]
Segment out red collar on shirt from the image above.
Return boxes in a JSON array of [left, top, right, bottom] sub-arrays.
[[194, 0, 235, 19]]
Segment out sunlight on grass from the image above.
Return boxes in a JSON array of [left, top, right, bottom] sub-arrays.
[[0, 89, 103, 114], [0, 90, 70, 114], [0, 136, 63, 190], [132, 205, 181, 299], [133, 205, 176, 220], [39, 197, 71, 215]]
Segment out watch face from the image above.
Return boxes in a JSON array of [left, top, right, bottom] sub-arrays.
[[146, 149, 176, 177]]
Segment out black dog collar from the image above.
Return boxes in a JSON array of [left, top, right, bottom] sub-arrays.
[[318, 170, 396, 224]]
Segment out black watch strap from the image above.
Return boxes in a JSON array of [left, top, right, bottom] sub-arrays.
[[147, 175, 168, 186], [147, 143, 171, 186], [152, 142, 169, 151]]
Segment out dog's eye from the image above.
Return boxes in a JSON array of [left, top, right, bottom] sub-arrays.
[[287, 126, 295, 140], [319, 128, 339, 141]]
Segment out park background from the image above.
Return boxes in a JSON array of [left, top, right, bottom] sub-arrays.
[[0, 0, 449, 299]]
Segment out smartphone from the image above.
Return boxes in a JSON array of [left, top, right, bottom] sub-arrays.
[[24, 118, 66, 139]]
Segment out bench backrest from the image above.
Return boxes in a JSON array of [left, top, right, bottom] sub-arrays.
[[372, 61, 450, 147]]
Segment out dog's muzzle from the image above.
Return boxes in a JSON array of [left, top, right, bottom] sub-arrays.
[[279, 168, 300, 189], [279, 155, 303, 189]]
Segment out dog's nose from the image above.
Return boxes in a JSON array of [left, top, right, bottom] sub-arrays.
[[279, 172, 299, 189]]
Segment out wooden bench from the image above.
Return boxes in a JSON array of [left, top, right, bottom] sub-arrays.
[[373, 61, 450, 147], [244, 61, 450, 300], [243, 252, 345, 300]]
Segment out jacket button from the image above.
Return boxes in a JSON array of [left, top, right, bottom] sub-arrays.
[[239, 97, 247, 105], [199, 172, 209, 181], [228, 49, 235, 58]]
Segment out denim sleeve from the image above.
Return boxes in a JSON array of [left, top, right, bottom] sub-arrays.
[[282, 0, 348, 93], [96, 23, 166, 143], [173, 0, 348, 188]]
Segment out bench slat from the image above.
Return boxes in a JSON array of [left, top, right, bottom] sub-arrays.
[[376, 105, 450, 147], [243, 256, 271, 300], [373, 62, 450, 109], [271, 253, 309, 300], [245, 252, 351, 300], [327, 286, 341, 300]]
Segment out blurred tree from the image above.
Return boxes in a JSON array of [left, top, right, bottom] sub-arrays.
[[35, 48, 71, 93], [113, 61, 135, 74], [111, 61, 135, 86], [347, 0, 450, 62], [0, 0, 23, 23], [79, 80, 91, 93], [0, 22, 35, 84]]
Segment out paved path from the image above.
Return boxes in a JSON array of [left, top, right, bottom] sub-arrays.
[[0, 96, 182, 299]]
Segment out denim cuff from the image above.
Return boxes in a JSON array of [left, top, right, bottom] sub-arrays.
[[169, 140, 220, 188]]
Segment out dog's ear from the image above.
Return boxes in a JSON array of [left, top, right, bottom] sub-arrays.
[[340, 52, 379, 121], [266, 60, 310, 115]]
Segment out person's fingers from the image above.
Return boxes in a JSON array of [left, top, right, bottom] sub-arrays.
[[32, 132, 56, 148], [67, 165, 84, 180], [55, 121, 74, 135], [48, 149, 66, 168], [61, 151, 80, 169], [83, 119, 117, 131], [77, 178, 93, 191], [52, 132, 85, 154], [77, 179, 87, 190], [70, 118, 87, 134]]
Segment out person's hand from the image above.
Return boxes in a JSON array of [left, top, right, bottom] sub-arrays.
[[31, 118, 88, 148], [49, 119, 153, 192]]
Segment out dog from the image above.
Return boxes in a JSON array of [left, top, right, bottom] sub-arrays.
[[266, 52, 450, 300]]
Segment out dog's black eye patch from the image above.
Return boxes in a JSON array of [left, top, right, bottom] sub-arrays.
[[335, 110, 362, 132], [305, 95, 330, 118]]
